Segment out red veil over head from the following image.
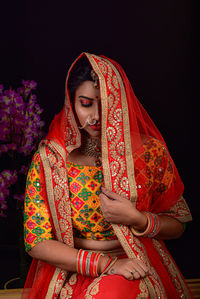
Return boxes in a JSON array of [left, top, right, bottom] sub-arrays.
[[47, 52, 184, 213]]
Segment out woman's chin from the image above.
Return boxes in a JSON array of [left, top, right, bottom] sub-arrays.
[[84, 128, 101, 138]]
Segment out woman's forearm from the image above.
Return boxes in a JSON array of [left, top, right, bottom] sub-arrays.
[[28, 239, 110, 274], [28, 239, 78, 272], [155, 215, 184, 240]]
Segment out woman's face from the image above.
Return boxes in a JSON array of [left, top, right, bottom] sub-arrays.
[[74, 80, 101, 138]]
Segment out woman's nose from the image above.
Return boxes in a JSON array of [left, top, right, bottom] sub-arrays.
[[93, 102, 101, 121]]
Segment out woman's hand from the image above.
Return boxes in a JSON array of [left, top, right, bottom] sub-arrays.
[[100, 187, 147, 230], [106, 258, 151, 281]]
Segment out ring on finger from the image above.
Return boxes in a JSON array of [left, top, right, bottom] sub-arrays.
[[130, 269, 137, 275]]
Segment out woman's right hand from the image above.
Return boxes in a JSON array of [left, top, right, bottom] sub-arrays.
[[106, 258, 151, 281]]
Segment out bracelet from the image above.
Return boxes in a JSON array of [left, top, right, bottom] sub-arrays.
[[101, 257, 118, 276], [76, 249, 104, 277], [130, 211, 161, 238], [101, 255, 112, 273]]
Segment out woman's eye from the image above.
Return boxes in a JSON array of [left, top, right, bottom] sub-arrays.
[[80, 100, 93, 107]]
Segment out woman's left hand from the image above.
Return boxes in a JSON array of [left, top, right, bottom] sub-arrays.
[[100, 187, 147, 228]]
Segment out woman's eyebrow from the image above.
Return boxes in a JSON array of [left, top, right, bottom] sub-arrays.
[[78, 95, 94, 101]]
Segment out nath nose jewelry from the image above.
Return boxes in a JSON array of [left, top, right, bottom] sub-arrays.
[[87, 116, 97, 126], [79, 116, 97, 129]]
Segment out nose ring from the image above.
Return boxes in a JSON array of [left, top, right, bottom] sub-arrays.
[[87, 116, 97, 125]]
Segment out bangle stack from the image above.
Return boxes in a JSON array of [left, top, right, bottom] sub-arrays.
[[131, 211, 161, 238], [76, 249, 104, 277]]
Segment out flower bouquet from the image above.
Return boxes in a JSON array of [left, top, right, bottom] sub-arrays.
[[0, 80, 45, 287], [0, 80, 45, 217]]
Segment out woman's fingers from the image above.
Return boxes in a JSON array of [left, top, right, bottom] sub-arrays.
[[110, 258, 151, 281], [101, 187, 122, 201]]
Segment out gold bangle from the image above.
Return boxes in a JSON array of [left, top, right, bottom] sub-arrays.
[[130, 212, 150, 236]]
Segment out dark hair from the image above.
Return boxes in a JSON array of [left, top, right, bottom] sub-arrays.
[[67, 56, 94, 101]]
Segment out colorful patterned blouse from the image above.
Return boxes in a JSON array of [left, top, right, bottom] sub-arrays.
[[24, 138, 192, 251], [67, 162, 116, 240]]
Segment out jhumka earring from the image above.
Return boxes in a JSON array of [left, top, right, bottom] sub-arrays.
[[91, 70, 99, 89]]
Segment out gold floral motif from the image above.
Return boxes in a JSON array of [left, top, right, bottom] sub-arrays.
[[106, 126, 116, 141], [136, 280, 149, 298], [68, 273, 77, 285], [110, 161, 120, 177], [114, 108, 122, 122], [116, 141, 125, 156], [59, 218, 70, 233], [53, 185, 63, 201], [112, 74, 119, 89], [108, 94, 114, 108], [60, 284, 73, 299], [60, 273, 78, 298], [98, 61, 107, 74], [85, 277, 102, 299], [48, 152, 57, 165], [120, 176, 130, 191]]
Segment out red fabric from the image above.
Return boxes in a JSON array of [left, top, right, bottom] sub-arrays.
[[101, 55, 184, 212], [22, 259, 56, 298]]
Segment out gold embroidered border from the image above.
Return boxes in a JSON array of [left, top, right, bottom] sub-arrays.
[[45, 268, 62, 299], [85, 53, 112, 190], [158, 196, 192, 223], [40, 140, 72, 298], [152, 239, 191, 298], [39, 141, 62, 242], [102, 57, 137, 203], [84, 54, 157, 299]]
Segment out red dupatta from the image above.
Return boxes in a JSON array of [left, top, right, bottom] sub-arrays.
[[23, 53, 186, 298]]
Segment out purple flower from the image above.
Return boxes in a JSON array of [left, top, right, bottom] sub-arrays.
[[0, 79, 45, 217], [1, 95, 12, 106]]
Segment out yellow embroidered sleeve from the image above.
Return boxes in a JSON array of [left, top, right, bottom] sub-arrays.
[[24, 151, 53, 251]]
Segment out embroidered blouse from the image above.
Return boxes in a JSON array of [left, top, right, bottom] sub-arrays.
[[24, 138, 192, 251]]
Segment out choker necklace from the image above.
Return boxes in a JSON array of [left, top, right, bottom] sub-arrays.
[[79, 136, 101, 167]]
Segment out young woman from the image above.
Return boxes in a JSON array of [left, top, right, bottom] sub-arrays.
[[22, 53, 193, 298]]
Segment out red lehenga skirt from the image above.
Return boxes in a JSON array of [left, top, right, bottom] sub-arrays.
[[22, 238, 193, 299]]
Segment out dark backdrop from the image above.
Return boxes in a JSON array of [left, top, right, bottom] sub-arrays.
[[0, 0, 199, 288]]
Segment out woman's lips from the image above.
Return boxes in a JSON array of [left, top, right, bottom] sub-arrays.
[[89, 124, 101, 131]]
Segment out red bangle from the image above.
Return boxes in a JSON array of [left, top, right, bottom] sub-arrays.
[[76, 249, 82, 274], [94, 253, 102, 277], [89, 252, 96, 277], [82, 251, 88, 276]]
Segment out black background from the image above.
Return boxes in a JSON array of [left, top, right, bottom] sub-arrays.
[[0, 0, 199, 288]]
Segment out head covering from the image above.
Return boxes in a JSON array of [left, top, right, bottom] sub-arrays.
[[46, 52, 184, 213]]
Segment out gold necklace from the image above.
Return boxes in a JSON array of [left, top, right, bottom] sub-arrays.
[[79, 135, 101, 167]]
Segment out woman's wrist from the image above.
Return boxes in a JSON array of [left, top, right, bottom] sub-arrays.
[[131, 212, 161, 238], [130, 211, 148, 232], [98, 255, 111, 274]]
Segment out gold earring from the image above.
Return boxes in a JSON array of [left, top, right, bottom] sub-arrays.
[[91, 70, 99, 89]]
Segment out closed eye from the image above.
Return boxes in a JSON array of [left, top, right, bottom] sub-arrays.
[[80, 99, 93, 107]]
